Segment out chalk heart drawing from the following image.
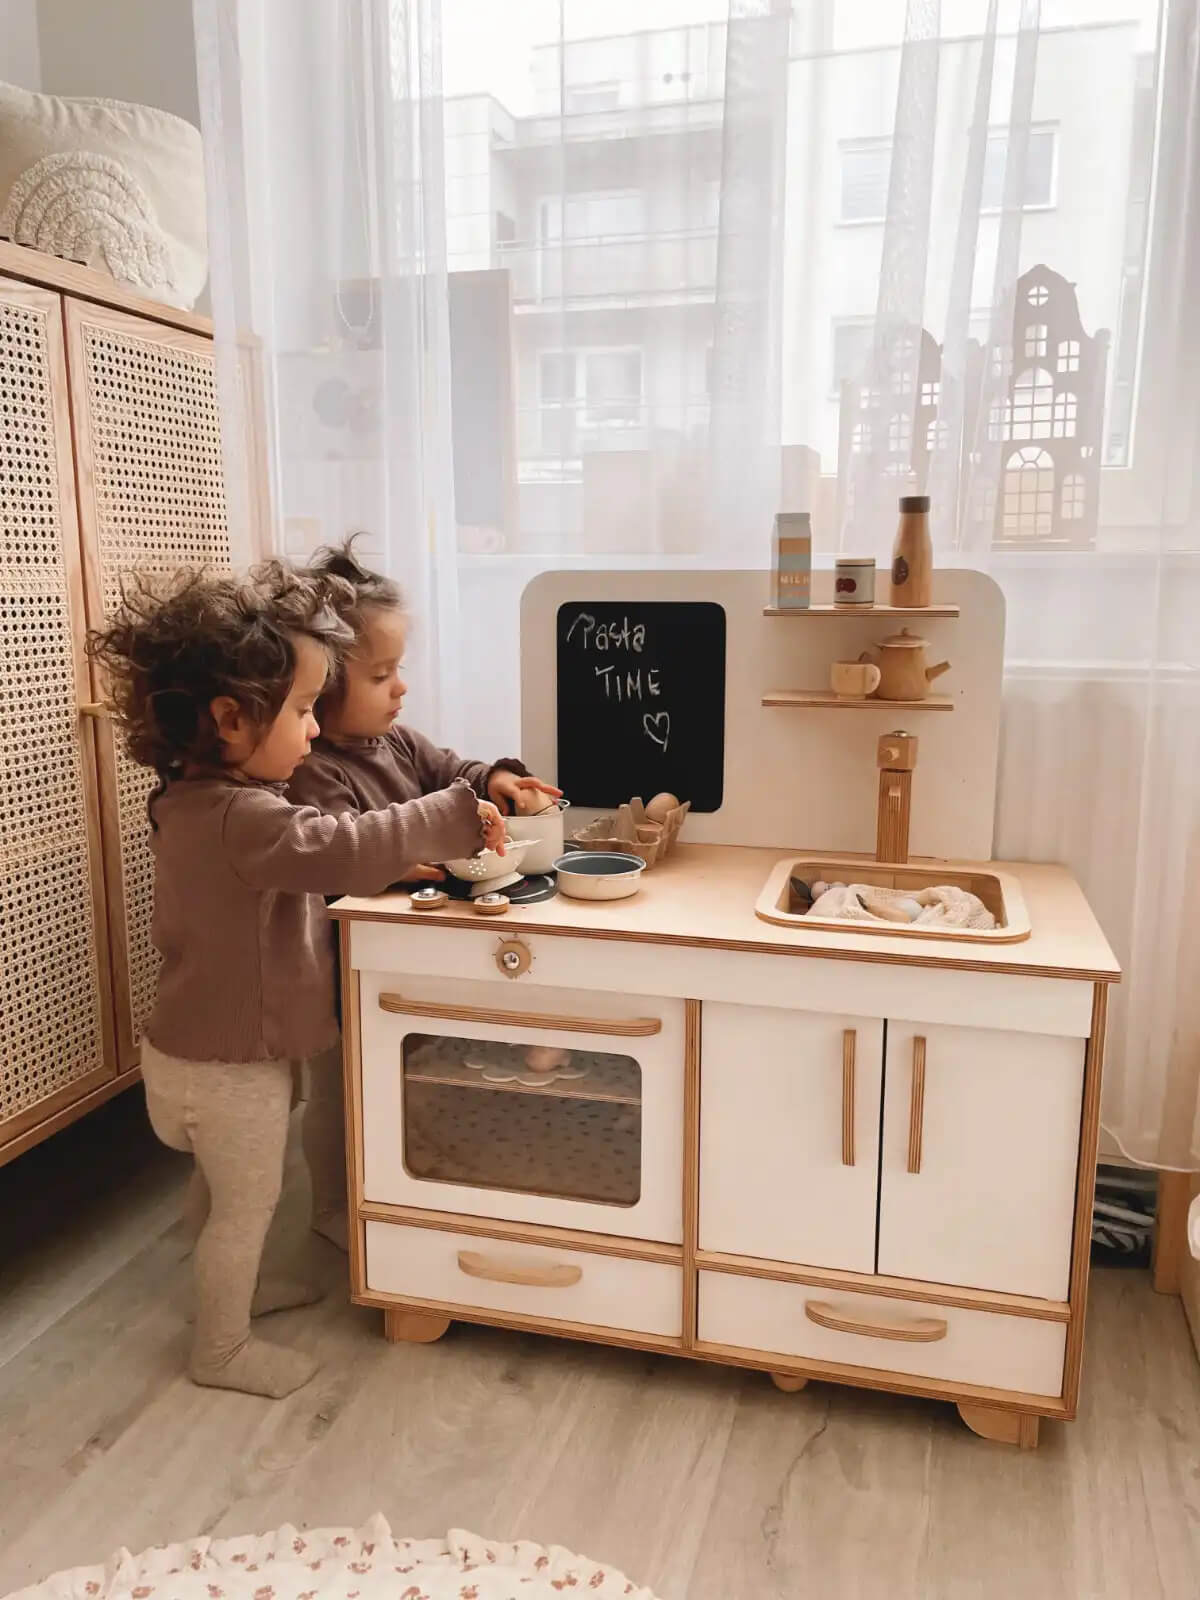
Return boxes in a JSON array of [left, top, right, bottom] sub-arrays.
[[643, 712, 670, 752]]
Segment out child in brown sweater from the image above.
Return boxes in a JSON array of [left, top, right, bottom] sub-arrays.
[[285, 537, 560, 1247], [89, 562, 505, 1398]]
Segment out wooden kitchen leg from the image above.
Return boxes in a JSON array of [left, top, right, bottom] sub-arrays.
[[383, 1307, 451, 1344], [770, 1372, 810, 1393], [957, 1402, 1040, 1449]]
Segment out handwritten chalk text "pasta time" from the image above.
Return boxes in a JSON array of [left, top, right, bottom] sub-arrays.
[[564, 612, 663, 703]]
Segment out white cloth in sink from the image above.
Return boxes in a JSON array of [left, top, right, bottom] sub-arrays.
[[809, 882, 996, 930]]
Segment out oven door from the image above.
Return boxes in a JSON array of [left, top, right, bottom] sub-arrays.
[[357, 970, 685, 1242]]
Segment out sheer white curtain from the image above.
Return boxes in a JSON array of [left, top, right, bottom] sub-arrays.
[[196, 0, 1200, 1172]]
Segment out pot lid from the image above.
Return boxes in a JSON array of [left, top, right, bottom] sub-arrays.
[[878, 627, 927, 648]]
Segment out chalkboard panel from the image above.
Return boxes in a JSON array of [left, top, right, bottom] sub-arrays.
[[555, 601, 725, 812]]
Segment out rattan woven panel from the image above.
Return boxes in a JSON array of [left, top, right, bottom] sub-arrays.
[[0, 290, 107, 1124], [77, 314, 232, 1038]]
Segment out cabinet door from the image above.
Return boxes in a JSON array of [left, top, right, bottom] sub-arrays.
[[699, 1003, 883, 1271], [0, 279, 117, 1153], [878, 1022, 1084, 1299], [65, 300, 232, 1067]]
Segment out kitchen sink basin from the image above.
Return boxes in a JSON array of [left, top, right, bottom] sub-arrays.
[[754, 855, 1031, 943]]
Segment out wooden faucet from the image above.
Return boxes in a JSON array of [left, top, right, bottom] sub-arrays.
[[876, 731, 918, 863]]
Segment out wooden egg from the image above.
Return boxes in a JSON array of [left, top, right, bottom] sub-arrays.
[[645, 792, 680, 824], [524, 1046, 571, 1074]]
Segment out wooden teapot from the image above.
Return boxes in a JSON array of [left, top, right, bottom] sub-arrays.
[[860, 628, 951, 702]]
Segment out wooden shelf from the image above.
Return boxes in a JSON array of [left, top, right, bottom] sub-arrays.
[[763, 603, 960, 618], [762, 690, 954, 711]]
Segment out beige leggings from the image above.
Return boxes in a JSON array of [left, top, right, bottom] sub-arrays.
[[142, 1042, 293, 1370]]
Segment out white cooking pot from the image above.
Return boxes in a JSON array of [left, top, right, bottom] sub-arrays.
[[505, 798, 568, 875]]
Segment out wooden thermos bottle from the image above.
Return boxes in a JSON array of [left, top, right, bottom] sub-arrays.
[[889, 495, 933, 608]]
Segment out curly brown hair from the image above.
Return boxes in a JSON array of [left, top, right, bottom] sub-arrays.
[[302, 534, 405, 711], [87, 560, 354, 792]]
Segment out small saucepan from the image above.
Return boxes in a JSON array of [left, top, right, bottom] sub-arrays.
[[553, 850, 646, 902], [505, 796, 569, 875]]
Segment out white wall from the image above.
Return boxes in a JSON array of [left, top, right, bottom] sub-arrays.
[[0, 0, 42, 87], [36, 0, 199, 127]]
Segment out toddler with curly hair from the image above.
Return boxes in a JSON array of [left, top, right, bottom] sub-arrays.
[[89, 562, 504, 1397]]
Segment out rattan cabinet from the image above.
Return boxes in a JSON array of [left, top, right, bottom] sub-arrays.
[[0, 246, 234, 1165]]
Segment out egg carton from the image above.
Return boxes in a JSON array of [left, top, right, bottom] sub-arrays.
[[566, 796, 691, 869]]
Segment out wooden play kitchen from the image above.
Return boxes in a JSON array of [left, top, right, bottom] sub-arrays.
[[331, 567, 1119, 1450]]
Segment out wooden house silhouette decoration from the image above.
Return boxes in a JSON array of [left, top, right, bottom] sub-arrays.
[[836, 326, 943, 539], [986, 264, 1109, 550]]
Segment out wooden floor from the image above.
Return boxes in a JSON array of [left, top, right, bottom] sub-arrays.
[[1, 1091, 1199, 1598]]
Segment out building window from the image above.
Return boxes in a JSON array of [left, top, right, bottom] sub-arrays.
[[920, 380, 941, 407], [494, 211, 516, 247], [981, 125, 1057, 211], [539, 190, 644, 241], [1061, 474, 1086, 519], [1027, 283, 1050, 308], [927, 418, 949, 453], [1057, 339, 1080, 373], [565, 82, 621, 114], [887, 412, 911, 454], [1024, 323, 1048, 358], [831, 320, 874, 393], [1007, 367, 1055, 441], [538, 349, 643, 452], [839, 140, 891, 223], [1002, 447, 1055, 540], [1052, 390, 1078, 438]]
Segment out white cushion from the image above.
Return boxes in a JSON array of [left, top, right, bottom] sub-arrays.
[[0, 80, 207, 309]]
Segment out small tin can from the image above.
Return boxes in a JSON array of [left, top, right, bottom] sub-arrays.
[[833, 556, 876, 607], [773, 512, 812, 610]]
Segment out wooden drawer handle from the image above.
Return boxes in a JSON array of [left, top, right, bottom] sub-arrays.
[[804, 1298, 947, 1344], [841, 1028, 856, 1167], [907, 1035, 927, 1174], [456, 1249, 582, 1289], [79, 702, 113, 719], [378, 993, 662, 1038]]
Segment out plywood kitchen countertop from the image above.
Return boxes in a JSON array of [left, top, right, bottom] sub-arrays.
[[331, 844, 1119, 983]]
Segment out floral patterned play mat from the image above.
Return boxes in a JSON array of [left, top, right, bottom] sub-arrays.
[[3, 1517, 659, 1600]]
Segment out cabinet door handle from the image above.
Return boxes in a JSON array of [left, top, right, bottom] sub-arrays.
[[906, 1034, 927, 1174], [78, 702, 112, 719], [456, 1249, 582, 1289], [804, 1298, 947, 1343], [378, 993, 661, 1038], [841, 1028, 856, 1166]]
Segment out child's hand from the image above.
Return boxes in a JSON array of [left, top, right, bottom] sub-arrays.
[[488, 770, 563, 815], [477, 799, 507, 854], [408, 863, 445, 883]]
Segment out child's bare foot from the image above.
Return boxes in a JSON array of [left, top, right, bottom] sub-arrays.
[[190, 1337, 318, 1398]]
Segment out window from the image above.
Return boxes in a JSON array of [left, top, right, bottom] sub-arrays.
[[839, 141, 891, 223], [831, 320, 874, 392], [538, 349, 643, 452], [1001, 447, 1055, 541], [539, 190, 644, 241], [1007, 367, 1055, 441], [565, 82, 621, 113], [1052, 390, 1078, 438], [981, 125, 1056, 211], [1024, 323, 1048, 358], [1057, 339, 1080, 374], [920, 380, 941, 408], [494, 211, 516, 247], [1061, 474, 1086, 520]]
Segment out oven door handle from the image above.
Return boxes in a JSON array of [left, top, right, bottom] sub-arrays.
[[378, 993, 662, 1038]]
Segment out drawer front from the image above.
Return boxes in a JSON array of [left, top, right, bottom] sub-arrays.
[[366, 1220, 683, 1337], [358, 971, 684, 1242], [348, 920, 1094, 1038], [698, 1272, 1066, 1396]]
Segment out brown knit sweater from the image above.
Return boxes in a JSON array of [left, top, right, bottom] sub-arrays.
[[286, 724, 526, 820], [144, 775, 483, 1063]]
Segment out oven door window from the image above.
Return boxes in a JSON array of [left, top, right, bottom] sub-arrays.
[[402, 1032, 642, 1207]]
